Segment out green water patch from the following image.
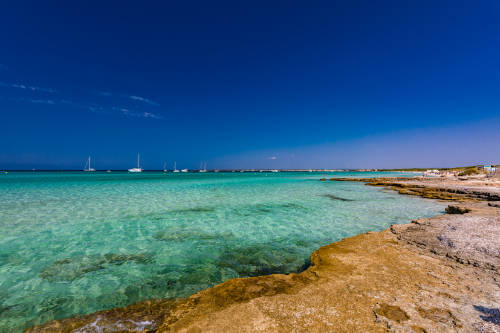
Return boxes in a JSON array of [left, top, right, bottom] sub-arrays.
[[154, 229, 234, 242], [322, 194, 355, 201], [39, 253, 152, 282]]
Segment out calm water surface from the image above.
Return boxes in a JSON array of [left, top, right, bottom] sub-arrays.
[[0, 171, 445, 331]]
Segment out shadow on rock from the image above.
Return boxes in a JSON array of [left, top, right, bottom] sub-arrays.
[[474, 305, 500, 325]]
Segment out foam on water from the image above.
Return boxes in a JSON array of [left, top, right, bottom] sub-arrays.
[[0, 171, 445, 331]]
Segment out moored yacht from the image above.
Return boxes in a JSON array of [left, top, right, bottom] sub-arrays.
[[83, 156, 96, 172], [128, 153, 143, 173], [199, 162, 207, 172], [173, 161, 180, 173]]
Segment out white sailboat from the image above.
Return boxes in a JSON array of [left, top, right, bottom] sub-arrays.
[[83, 156, 96, 172], [181, 168, 188, 173], [173, 161, 180, 173], [128, 153, 143, 173], [199, 162, 207, 173], [163, 162, 167, 172]]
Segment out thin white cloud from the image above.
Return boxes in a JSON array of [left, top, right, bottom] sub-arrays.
[[112, 106, 162, 119], [114, 107, 131, 115], [268, 156, 277, 160], [0, 81, 57, 93], [87, 105, 106, 114], [31, 99, 55, 104], [3, 82, 162, 119], [129, 95, 159, 106], [142, 112, 161, 119]]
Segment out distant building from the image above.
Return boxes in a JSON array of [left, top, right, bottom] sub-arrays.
[[424, 169, 441, 177], [482, 165, 497, 173]]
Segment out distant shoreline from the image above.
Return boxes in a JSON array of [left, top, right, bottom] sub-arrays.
[[0, 169, 418, 172], [3, 165, 497, 173]]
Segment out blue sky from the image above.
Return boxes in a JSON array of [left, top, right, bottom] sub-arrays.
[[1, 0, 499, 169]]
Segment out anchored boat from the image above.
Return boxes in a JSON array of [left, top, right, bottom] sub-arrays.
[[83, 156, 96, 172], [128, 153, 143, 173]]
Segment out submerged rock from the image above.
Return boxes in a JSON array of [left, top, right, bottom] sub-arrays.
[[322, 194, 355, 201], [233, 202, 307, 216], [217, 243, 309, 277], [39, 253, 151, 282], [167, 206, 215, 214], [154, 229, 234, 241]]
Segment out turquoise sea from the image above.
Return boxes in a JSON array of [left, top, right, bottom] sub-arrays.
[[0, 171, 446, 332]]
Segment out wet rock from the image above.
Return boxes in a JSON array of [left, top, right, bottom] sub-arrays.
[[445, 205, 470, 214]]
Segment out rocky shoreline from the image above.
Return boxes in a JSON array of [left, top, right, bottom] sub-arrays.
[[27, 177, 500, 332]]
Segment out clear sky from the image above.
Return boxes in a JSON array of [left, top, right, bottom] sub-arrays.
[[1, 0, 499, 170]]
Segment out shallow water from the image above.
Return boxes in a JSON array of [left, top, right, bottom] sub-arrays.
[[0, 171, 445, 331]]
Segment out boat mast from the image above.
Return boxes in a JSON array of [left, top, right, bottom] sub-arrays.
[[137, 153, 140, 169], [88, 156, 91, 171]]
